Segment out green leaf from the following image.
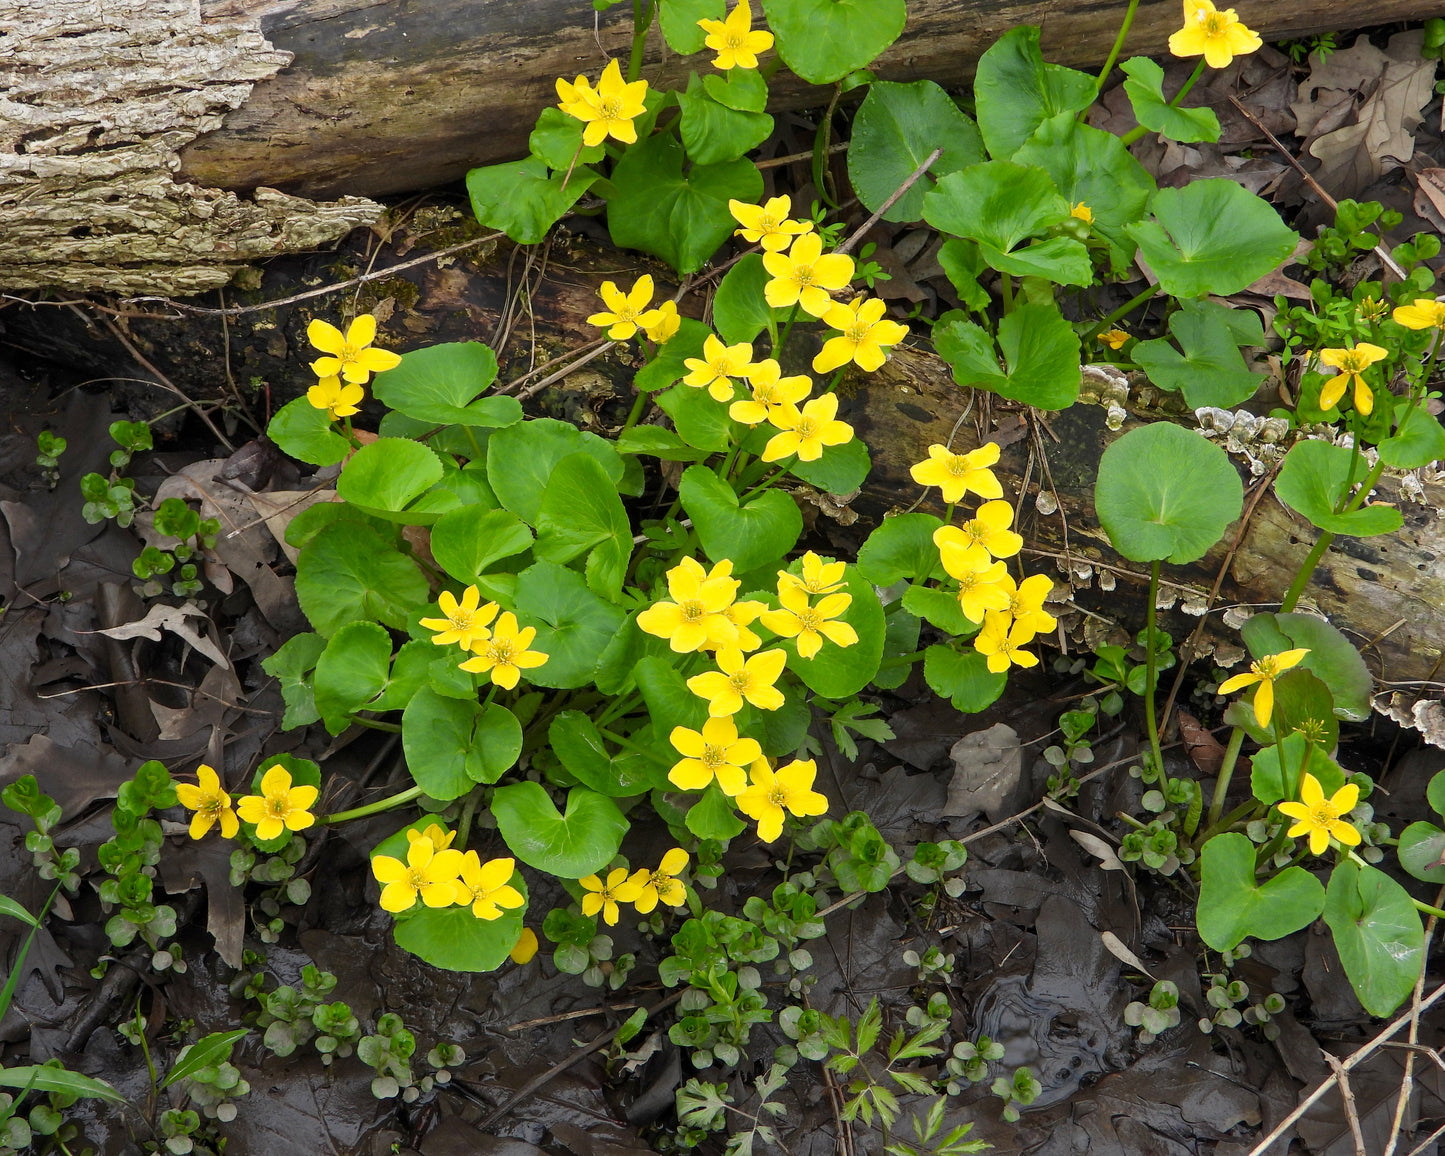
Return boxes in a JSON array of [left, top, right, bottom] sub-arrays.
[[1127, 180, 1299, 298], [679, 465, 802, 573], [1248, 612, 1373, 722], [402, 689, 522, 799], [267, 397, 350, 467], [1249, 733, 1347, 805], [657, 383, 734, 453], [163, 1030, 249, 1089], [904, 585, 976, 637], [659, 0, 723, 54], [1398, 822, 1445, 884], [336, 438, 445, 521], [924, 646, 1006, 713], [491, 783, 628, 877], [636, 319, 713, 392], [1379, 402, 1445, 469], [0, 896, 37, 928], [1196, 832, 1325, 951], [847, 80, 986, 224], [616, 426, 712, 462], [295, 522, 429, 637], [0, 1067, 123, 1104], [535, 452, 633, 599], [1274, 440, 1405, 537], [784, 563, 885, 698], [512, 561, 627, 688], [714, 254, 790, 346], [1130, 299, 1266, 409], [857, 513, 943, 584], [313, 621, 392, 734], [1095, 422, 1242, 563], [686, 783, 747, 840], [704, 67, 767, 113], [635, 654, 709, 735], [549, 711, 657, 796], [678, 75, 774, 165], [1430, 769, 1445, 820], [370, 342, 521, 429], [936, 239, 992, 313], [972, 25, 1095, 161], [762, 0, 905, 84], [369, 640, 434, 714], [261, 632, 326, 728], [393, 887, 527, 973], [789, 436, 871, 494], [934, 303, 1082, 410], [609, 134, 762, 274], [487, 418, 624, 526], [1323, 859, 1426, 1017], [430, 507, 534, 585], [467, 156, 597, 245], [1013, 112, 1155, 241], [1119, 57, 1222, 143], [529, 106, 605, 171]]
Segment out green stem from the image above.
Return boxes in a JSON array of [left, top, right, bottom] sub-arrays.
[[627, 0, 653, 83], [457, 787, 483, 848], [1090, 283, 1161, 338], [322, 784, 424, 825], [621, 386, 649, 434], [1142, 560, 1170, 803], [1344, 851, 1445, 916], [1279, 454, 1389, 611], [350, 717, 402, 733], [1169, 59, 1209, 107], [813, 85, 843, 210], [774, 303, 801, 359], [1092, 0, 1142, 96], [825, 367, 848, 394], [1206, 726, 1247, 829], [999, 272, 1013, 314], [738, 465, 789, 503]]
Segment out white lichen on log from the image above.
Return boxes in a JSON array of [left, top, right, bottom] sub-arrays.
[[0, 0, 380, 295]]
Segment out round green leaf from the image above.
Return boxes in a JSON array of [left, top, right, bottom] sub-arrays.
[[857, 513, 943, 584], [370, 342, 520, 428], [1429, 769, 1445, 820], [295, 522, 429, 637], [678, 76, 774, 166], [1014, 113, 1155, 233], [848, 80, 986, 224], [934, 303, 1082, 410], [1197, 832, 1325, 951], [549, 711, 656, 797], [713, 255, 790, 346], [486, 418, 624, 526], [1119, 57, 1221, 143], [905, 586, 977, 638], [535, 452, 633, 600], [1379, 403, 1445, 469], [762, 0, 905, 84], [529, 107, 605, 171], [337, 438, 444, 517], [1095, 422, 1242, 563], [789, 437, 871, 495], [491, 782, 628, 877], [784, 563, 885, 698], [512, 561, 627, 688], [679, 465, 803, 574], [657, 383, 734, 453], [393, 892, 528, 974], [267, 397, 350, 467], [313, 621, 392, 734], [467, 156, 597, 245], [402, 689, 522, 799], [972, 25, 1096, 161], [1398, 822, 1445, 884], [1254, 612, 1373, 722], [430, 507, 534, 585], [658, 0, 723, 54], [923, 646, 1006, 713], [1323, 859, 1425, 1017], [1126, 180, 1299, 298], [635, 653, 709, 736], [923, 161, 1067, 256], [1249, 733, 1347, 806], [1274, 440, 1406, 537]]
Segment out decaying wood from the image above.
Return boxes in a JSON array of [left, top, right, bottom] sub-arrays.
[[0, 0, 381, 296]]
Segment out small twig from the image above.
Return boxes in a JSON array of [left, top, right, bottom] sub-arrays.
[[1382, 888, 1443, 1156], [835, 147, 943, 257], [514, 339, 617, 401], [99, 315, 237, 453], [503, 1003, 642, 1032], [1324, 1052, 1368, 1156], [756, 141, 849, 170]]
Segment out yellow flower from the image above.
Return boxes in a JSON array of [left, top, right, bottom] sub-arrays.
[[936, 501, 1022, 560], [1070, 202, 1094, 225], [510, 927, 540, 964], [910, 442, 1004, 505], [762, 233, 855, 318], [1097, 328, 1130, 351], [729, 358, 811, 425], [580, 867, 644, 926], [175, 764, 238, 840], [637, 556, 743, 653], [458, 612, 549, 689], [407, 823, 456, 852], [687, 647, 788, 716], [760, 583, 857, 659], [669, 715, 762, 795], [812, 297, 909, 374], [643, 299, 681, 344], [370, 836, 465, 914], [307, 315, 403, 386], [1217, 647, 1309, 729], [761, 393, 854, 462], [698, 0, 774, 70], [778, 551, 846, 597], [235, 765, 318, 842], [628, 848, 690, 913], [939, 543, 1011, 623], [1277, 772, 1361, 856], [973, 610, 1040, 673], [683, 334, 758, 402], [1167, 0, 1262, 69], [1317, 344, 1388, 415], [1001, 573, 1057, 636], [453, 852, 526, 920], [563, 58, 649, 147], [588, 275, 663, 341], [418, 586, 499, 651], [737, 758, 829, 842], [729, 195, 813, 252], [1393, 299, 1445, 330], [306, 376, 364, 421]]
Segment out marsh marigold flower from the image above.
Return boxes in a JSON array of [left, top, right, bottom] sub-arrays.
[[1393, 298, 1445, 331], [563, 59, 649, 147], [687, 647, 787, 717], [458, 612, 548, 689], [762, 233, 855, 318], [628, 848, 689, 913], [580, 867, 643, 926], [308, 315, 402, 386], [637, 556, 742, 653], [176, 764, 238, 840], [371, 836, 464, 914], [974, 611, 1040, 673], [644, 300, 681, 344], [1097, 328, 1130, 351], [419, 585, 499, 651], [812, 297, 909, 374], [761, 393, 854, 462], [910, 442, 1004, 504], [1277, 772, 1361, 856], [729, 358, 811, 425], [454, 853, 526, 920], [236, 765, 317, 842], [1167, 0, 1262, 70], [737, 758, 829, 842], [698, 0, 774, 70], [937, 501, 1022, 560], [588, 275, 663, 341], [1317, 344, 1388, 415], [555, 74, 596, 120], [669, 715, 762, 796], [1070, 202, 1094, 225], [729, 195, 813, 252], [761, 583, 857, 659], [940, 544, 1012, 624], [306, 376, 364, 421], [1001, 573, 1057, 636], [407, 823, 456, 851], [1217, 647, 1309, 729], [684, 334, 758, 402], [778, 551, 846, 597]]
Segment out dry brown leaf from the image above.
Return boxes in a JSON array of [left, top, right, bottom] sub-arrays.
[[91, 600, 229, 669]]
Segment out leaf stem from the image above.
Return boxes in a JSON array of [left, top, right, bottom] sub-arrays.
[[1142, 559, 1170, 802], [1092, 0, 1142, 97], [1205, 725, 1247, 829], [321, 784, 424, 825]]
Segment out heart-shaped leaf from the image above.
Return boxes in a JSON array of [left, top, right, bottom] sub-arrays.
[[679, 465, 802, 574], [678, 75, 774, 165], [714, 255, 791, 346], [972, 25, 1095, 161], [370, 342, 520, 429], [549, 711, 658, 797], [934, 303, 1081, 410], [512, 562, 626, 688], [924, 646, 1007, 713], [267, 397, 350, 467], [313, 621, 392, 734], [1130, 299, 1266, 410], [402, 690, 522, 799], [1244, 612, 1372, 722], [1379, 401, 1445, 469], [687, 783, 748, 840], [762, 0, 906, 84], [467, 156, 597, 245], [1197, 832, 1325, 950], [337, 438, 444, 519], [1323, 859, 1425, 1017], [491, 782, 628, 877], [535, 452, 632, 600], [1274, 440, 1406, 537], [295, 522, 429, 637], [430, 507, 534, 585], [1249, 733, 1347, 805], [1398, 822, 1445, 884], [487, 418, 624, 526], [857, 513, 944, 585]]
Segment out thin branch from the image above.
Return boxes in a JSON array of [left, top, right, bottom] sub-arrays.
[[836, 147, 943, 257]]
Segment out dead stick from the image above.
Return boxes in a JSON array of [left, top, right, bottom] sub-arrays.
[[836, 147, 943, 257]]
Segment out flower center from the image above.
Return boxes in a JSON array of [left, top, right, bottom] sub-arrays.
[[702, 743, 725, 768], [1202, 12, 1228, 35], [793, 267, 815, 287], [1341, 351, 1370, 371], [845, 321, 870, 342], [944, 455, 970, 477], [758, 214, 779, 232], [725, 31, 746, 49], [680, 599, 707, 621], [203, 799, 224, 817], [600, 96, 623, 120], [339, 341, 361, 364], [407, 867, 427, 888], [449, 608, 475, 629], [492, 639, 515, 664], [1310, 802, 1340, 826], [729, 670, 751, 691], [795, 416, 820, 439], [768, 786, 789, 807], [267, 796, 289, 818], [964, 521, 988, 544], [649, 870, 674, 890], [796, 608, 823, 631]]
